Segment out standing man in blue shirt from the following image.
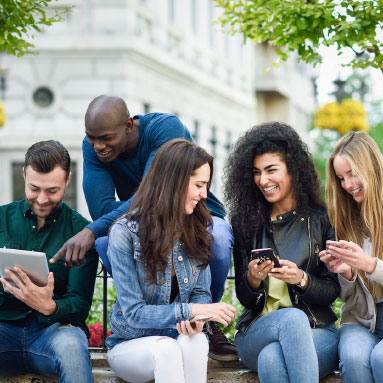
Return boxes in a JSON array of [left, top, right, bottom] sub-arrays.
[[53, 94, 237, 361]]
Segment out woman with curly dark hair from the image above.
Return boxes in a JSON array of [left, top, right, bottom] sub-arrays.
[[224, 122, 340, 382]]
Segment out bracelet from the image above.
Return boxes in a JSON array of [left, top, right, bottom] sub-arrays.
[[296, 270, 308, 287], [180, 303, 185, 320]]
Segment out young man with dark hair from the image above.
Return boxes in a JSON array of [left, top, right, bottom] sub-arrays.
[[0, 140, 99, 382]]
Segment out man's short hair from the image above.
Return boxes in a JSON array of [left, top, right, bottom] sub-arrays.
[[25, 140, 71, 179]]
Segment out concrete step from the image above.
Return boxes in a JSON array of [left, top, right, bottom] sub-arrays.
[[4, 353, 342, 382]]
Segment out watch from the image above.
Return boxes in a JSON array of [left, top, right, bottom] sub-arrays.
[[297, 270, 308, 287]]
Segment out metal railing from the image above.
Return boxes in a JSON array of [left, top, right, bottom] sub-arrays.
[[88, 265, 112, 351]]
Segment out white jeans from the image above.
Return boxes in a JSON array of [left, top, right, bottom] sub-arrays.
[[107, 333, 209, 383]]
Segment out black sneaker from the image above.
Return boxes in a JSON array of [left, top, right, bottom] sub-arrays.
[[208, 321, 239, 361]]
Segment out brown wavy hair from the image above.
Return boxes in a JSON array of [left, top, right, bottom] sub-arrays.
[[327, 131, 383, 299], [25, 140, 71, 179], [128, 139, 214, 284]]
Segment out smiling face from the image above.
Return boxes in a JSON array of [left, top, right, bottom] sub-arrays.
[[85, 114, 132, 163], [24, 165, 70, 225], [253, 153, 295, 214], [333, 155, 364, 204], [184, 162, 210, 215]]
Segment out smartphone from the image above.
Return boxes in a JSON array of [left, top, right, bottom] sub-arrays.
[[251, 248, 281, 268], [190, 315, 212, 323], [326, 240, 344, 250]]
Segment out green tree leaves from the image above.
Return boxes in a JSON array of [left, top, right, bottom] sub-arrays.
[[215, 0, 383, 72], [0, 0, 67, 57]]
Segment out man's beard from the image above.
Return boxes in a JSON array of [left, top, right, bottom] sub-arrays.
[[26, 199, 62, 219]]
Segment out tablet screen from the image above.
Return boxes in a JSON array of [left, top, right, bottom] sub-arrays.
[[0, 248, 49, 287]]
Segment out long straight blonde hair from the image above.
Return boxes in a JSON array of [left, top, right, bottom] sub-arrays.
[[326, 131, 383, 299]]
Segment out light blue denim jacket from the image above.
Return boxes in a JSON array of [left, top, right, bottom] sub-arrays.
[[105, 217, 212, 347]]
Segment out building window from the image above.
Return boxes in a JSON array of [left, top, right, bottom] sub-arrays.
[[208, 2, 214, 47], [32, 86, 55, 108], [168, 0, 175, 22], [209, 126, 217, 189], [225, 130, 232, 155], [143, 102, 151, 114], [12, 162, 78, 210], [209, 126, 217, 158], [191, 0, 197, 35], [192, 120, 199, 143]]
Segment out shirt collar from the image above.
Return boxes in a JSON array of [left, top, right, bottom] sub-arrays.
[[22, 200, 63, 224]]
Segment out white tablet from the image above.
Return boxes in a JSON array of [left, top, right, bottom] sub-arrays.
[[0, 248, 49, 287]]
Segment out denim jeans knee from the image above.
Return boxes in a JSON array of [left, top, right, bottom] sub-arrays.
[[236, 308, 319, 383], [32, 323, 93, 383], [209, 217, 233, 302], [0, 320, 93, 383], [370, 339, 383, 382], [96, 236, 112, 275], [339, 324, 379, 383]]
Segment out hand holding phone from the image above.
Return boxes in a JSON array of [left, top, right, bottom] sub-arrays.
[[251, 248, 281, 268], [188, 314, 212, 331]]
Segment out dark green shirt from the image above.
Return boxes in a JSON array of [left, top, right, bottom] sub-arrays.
[[0, 200, 98, 336]]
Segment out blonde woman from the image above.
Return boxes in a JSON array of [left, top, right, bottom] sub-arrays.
[[320, 131, 383, 383]]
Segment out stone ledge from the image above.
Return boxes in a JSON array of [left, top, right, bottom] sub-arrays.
[[4, 353, 342, 383]]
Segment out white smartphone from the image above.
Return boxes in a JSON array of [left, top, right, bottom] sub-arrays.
[[189, 315, 213, 323], [326, 240, 345, 250]]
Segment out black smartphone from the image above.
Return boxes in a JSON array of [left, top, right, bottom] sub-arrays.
[[251, 248, 282, 268]]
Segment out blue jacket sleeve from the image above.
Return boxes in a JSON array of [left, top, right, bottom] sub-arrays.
[[141, 114, 192, 174], [87, 200, 131, 238]]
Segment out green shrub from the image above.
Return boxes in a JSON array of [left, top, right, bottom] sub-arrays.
[[220, 279, 243, 343], [86, 269, 116, 329]]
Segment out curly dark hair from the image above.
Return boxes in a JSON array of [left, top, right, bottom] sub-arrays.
[[224, 121, 324, 242]]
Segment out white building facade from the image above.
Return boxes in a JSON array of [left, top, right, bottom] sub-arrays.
[[0, 0, 315, 218]]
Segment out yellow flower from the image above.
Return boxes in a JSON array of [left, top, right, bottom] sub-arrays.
[[314, 99, 369, 135], [0, 99, 6, 127], [315, 102, 341, 131]]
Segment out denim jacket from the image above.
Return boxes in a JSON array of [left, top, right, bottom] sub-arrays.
[[106, 217, 212, 345]]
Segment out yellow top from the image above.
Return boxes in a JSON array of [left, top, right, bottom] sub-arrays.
[[260, 276, 293, 316]]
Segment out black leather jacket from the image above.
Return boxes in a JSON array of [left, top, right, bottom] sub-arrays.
[[233, 206, 340, 334]]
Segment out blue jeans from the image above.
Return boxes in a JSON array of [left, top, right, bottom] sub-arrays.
[[338, 302, 383, 383], [0, 315, 93, 383], [235, 308, 339, 383], [96, 215, 233, 303]]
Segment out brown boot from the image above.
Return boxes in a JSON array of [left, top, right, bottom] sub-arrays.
[[208, 321, 239, 361]]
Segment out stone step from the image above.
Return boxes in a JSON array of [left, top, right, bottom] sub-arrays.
[[4, 353, 342, 382]]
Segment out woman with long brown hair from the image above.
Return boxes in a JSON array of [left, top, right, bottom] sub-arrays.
[[105, 139, 235, 383], [320, 131, 383, 383]]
